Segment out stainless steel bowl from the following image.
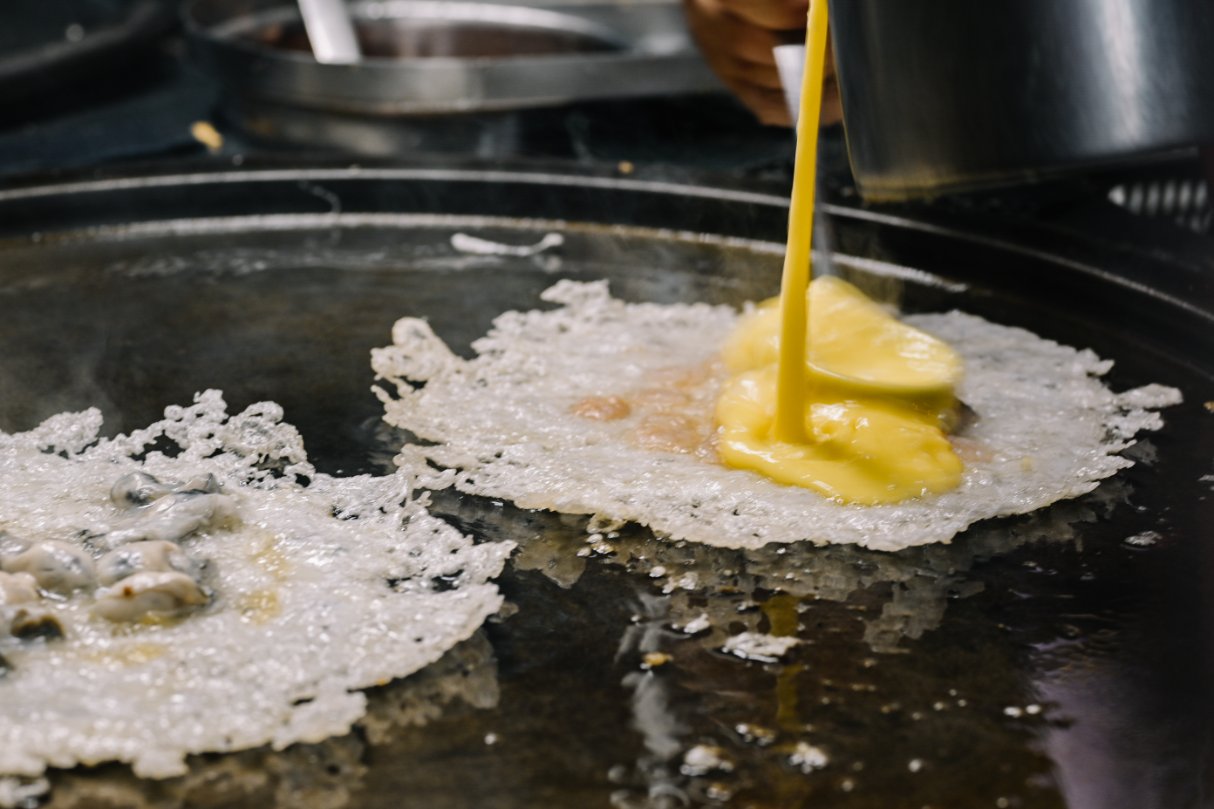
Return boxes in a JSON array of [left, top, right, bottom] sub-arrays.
[[184, 0, 720, 116], [829, 0, 1214, 200]]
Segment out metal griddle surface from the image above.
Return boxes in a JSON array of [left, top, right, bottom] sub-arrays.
[[0, 167, 1211, 809]]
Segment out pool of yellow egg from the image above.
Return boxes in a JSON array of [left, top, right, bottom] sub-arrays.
[[715, 276, 964, 505]]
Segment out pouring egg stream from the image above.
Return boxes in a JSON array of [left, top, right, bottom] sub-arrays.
[[714, 1, 965, 505]]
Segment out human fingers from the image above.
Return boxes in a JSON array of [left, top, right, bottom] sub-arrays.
[[684, 0, 837, 127], [684, 0, 784, 64], [719, 0, 809, 32]]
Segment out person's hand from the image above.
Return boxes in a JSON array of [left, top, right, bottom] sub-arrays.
[[683, 0, 843, 127]]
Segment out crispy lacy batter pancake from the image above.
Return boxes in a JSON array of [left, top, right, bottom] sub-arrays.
[[372, 280, 1181, 551], [0, 391, 512, 780]]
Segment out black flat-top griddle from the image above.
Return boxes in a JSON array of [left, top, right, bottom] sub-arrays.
[[0, 165, 1210, 809]]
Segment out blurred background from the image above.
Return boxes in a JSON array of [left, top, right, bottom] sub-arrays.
[[4, 0, 1214, 252]]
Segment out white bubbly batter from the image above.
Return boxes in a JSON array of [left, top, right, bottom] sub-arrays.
[[0, 391, 512, 780], [372, 279, 1181, 552]]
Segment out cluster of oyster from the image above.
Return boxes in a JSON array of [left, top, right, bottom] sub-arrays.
[[0, 472, 235, 670]]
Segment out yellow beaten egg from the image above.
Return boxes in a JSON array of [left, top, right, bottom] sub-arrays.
[[713, 1, 963, 505], [722, 277, 961, 403], [715, 277, 964, 505]]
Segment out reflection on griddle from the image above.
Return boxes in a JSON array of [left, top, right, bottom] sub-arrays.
[[501, 481, 1127, 654], [591, 491, 1123, 807], [423, 480, 1132, 808]]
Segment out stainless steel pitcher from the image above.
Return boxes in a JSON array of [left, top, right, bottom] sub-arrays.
[[828, 0, 1214, 200]]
